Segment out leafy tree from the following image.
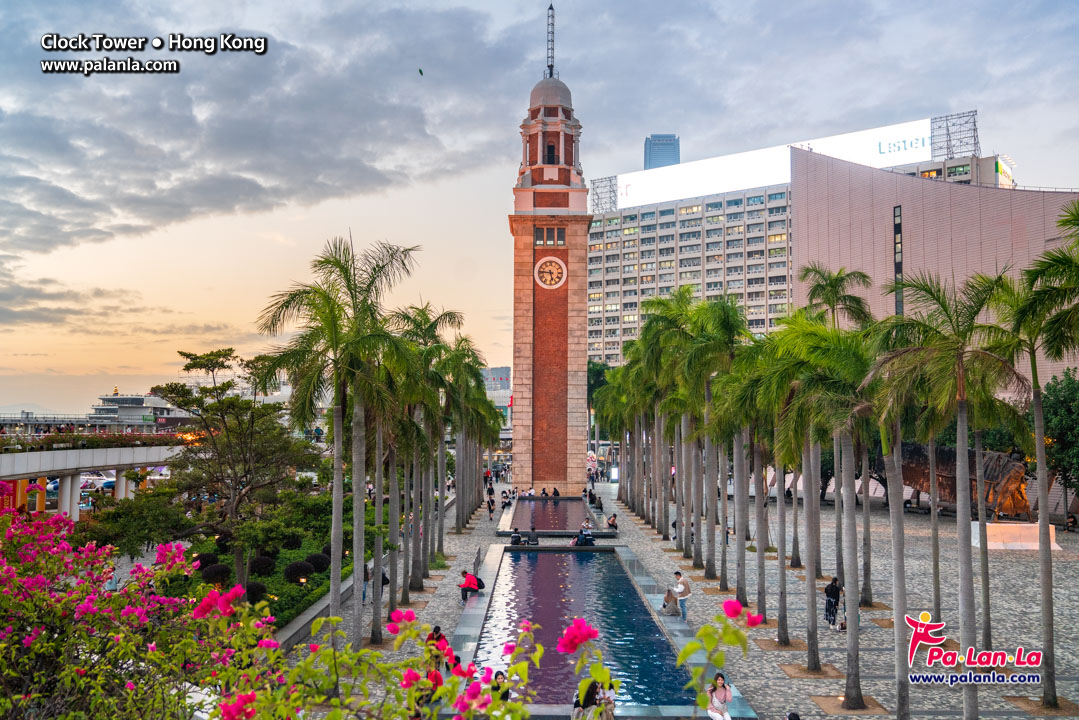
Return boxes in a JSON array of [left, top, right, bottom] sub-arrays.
[[1044, 368, 1079, 497], [151, 349, 318, 588], [72, 481, 194, 560]]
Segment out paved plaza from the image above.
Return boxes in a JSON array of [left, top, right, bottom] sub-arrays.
[[323, 481, 1079, 719]]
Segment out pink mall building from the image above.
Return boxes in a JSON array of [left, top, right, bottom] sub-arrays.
[[791, 147, 1079, 382]]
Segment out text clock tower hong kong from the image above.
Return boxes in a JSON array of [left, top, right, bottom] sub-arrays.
[[509, 11, 590, 495]]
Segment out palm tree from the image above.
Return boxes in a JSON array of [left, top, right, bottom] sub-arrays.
[[876, 271, 1029, 720], [799, 261, 872, 586], [390, 303, 462, 590], [258, 262, 351, 628], [313, 238, 416, 645], [685, 295, 748, 579], [995, 270, 1079, 708]]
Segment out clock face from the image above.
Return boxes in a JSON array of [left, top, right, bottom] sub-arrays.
[[534, 257, 567, 289]]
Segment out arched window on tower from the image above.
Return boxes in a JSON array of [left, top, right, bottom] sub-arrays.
[[546, 142, 557, 165]]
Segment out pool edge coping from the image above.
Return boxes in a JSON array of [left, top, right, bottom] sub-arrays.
[[448, 543, 756, 720]]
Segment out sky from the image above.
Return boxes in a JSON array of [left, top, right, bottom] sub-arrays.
[[1, 0, 1078, 412]]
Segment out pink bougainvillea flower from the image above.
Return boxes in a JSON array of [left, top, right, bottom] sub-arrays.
[[386, 622, 400, 635], [193, 590, 221, 620], [125, 681, 135, 691], [746, 613, 764, 627], [519, 620, 532, 632], [481, 667, 493, 684], [309, 644, 320, 653], [402, 609, 415, 623], [722, 599, 743, 619], [556, 617, 599, 654], [453, 715, 464, 720], [401, 668, 422, 689], [452, 662, 478, 679], [220, 691, 258, 720], [466, 681, 482, 700], [74, 668, 86, 676], [146, 642, 156, 652], [217, 585, 245, 616], [502, 641, 516, 656], [257, 639, 280, 649], [390, 609, 404, 623]]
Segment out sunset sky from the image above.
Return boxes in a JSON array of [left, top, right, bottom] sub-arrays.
[[2, 0, 1078, 412]]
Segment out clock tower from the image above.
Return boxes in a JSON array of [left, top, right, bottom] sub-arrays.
[[510, 5, 591, 494]]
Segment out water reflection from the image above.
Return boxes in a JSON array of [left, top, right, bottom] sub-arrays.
[[509, 498, 588, 531], [473, 550, 694, 705]]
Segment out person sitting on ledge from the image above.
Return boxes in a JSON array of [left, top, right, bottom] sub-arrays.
[[595, 496, 604, 513], [510, 528, 523, 545], [552, 487, 560, 496], [459, 570, 480, 603], [574, 530, 595, 547], [540, 488, 549, 497], [606, 513, 618, 530], [527, 526, 539, 545]]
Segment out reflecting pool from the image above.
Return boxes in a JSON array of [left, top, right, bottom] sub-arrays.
[[472, 550, 694, 705], [509, 497, 589, 531]]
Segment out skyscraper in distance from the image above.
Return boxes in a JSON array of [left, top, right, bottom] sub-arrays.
[[644, 133, 680, 169]]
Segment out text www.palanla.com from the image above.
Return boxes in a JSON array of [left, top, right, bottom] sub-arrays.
[[41, 56, 180, 76], [909, 672, 1042, 686]]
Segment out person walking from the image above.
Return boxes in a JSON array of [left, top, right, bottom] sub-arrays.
[[487, 496, 495, 521], [673, 571, 692, 622], [705, 672, 733, 720], [824, 576, 842, 631]]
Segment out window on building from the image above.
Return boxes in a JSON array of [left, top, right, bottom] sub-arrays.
[[641, 224, 656, 233], [679, 205, 702, 215], [726, 198, 743, 208], [767, 233, 786, 244], [546, 143, 557, 164], [747, 195, 764, 206], [705, 202, 723, 212], [768, 192, 786, 202], [623, 264, 637, 273], [894, 206, 904, 314], [679, 218, 702, 228], [678, 232, 701, 242], [623, 214, 638, 223], [768, 220, 786, 231], [947, 164, 971, 177], [768, 206, 786, 216], [641, 211, 656, 221], [921, 169, 942, 179], [727, 211, 744, 220], [659, 221, 676, 230], [659, 208, 675, 217], [623, 227, 638, 235]]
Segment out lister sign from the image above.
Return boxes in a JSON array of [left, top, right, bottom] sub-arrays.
[[616, 118, 932, 209]]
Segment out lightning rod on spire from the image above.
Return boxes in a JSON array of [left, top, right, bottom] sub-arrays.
[[546, 4, 555, 79]]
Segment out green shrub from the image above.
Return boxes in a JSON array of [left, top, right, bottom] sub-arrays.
[[284, 561, 315, 584], [249, 555, 275, 577], [201, 563, 231, 585]]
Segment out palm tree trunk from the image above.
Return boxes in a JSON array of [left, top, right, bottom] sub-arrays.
[[790, 469, 802, 568], [657, 411, 669, 541], [330, 393, 345, 624], [719, 441, 729, 590], [693, 432, 704, 568], [734, 426, 748, 606], [437, 430, 446, 555], [636, 414, 646, 517], [351, 387, 367, 648], [387, 446, 400, 614], [675, 421, 684, 551], [803, 434, 821, 672], [682, 414, 693, 561], [409, 438, 424, 591], [974, 429, 991, 650], [886, 423, 910, 720], [955, 399, 979, 719], [1031, 369, 1058, 707], [653, 408, 663, 534], [812, 440, 824, 579], [840, 430, 865, 710], [455, 431, 464, 534], [860, 441, 872, 607], [400, 451, 412, 605], [424, 450, 434, 575], [753, 440, 767, 621], [705, 385, 717, 579], [776, 456, 789, 645], [370, 420, 385, 646], [833, 431, 844, 587], [928, 434, 940, 621]]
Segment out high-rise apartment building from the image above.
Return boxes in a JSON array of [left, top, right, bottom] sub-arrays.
[[644, 133, 680, 169], [588, 113, 1014, 366]]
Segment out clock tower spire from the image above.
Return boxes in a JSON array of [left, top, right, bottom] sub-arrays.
[[509, 6, 591, 494]]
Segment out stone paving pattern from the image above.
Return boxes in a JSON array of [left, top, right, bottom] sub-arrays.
[[316, 481, 1079, 719]]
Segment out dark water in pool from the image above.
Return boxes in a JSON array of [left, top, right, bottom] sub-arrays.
[[473, 550, 694, 705], [510, 498, 588, 531]]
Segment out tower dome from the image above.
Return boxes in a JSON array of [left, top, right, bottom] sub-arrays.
[[530, 77, 572, 109]]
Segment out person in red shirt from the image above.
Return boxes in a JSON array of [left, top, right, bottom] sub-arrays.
[[459, 570, 479, 603]]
